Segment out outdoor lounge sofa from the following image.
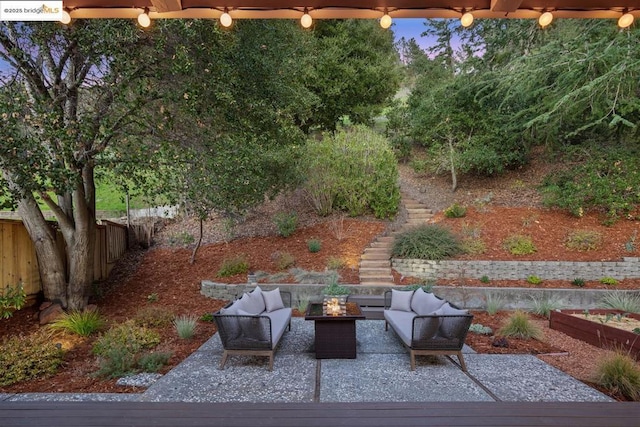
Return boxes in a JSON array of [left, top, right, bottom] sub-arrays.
[[384, 289, 473, 371], [213, 286, 292, 370]]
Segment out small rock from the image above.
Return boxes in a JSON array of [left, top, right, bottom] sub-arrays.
[[39, 301, 53, 311], [39, 303, 64, 325], [116, 373, 163, 388]]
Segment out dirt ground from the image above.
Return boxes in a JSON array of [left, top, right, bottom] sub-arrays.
[[1, 158, 638, 399]]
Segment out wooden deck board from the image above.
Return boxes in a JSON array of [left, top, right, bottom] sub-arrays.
[[1, 401, 639, 426]]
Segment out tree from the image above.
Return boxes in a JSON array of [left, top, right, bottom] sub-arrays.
[[303, 20, 402, 131], [0, 21, 158, 310]]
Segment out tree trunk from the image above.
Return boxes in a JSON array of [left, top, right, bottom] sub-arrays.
[[190, 217, 204, 265], [448, 136, 457, 192], [17, 197, 68, 307]]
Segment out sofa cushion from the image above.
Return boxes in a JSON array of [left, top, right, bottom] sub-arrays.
[[384, 309, 415, 346], [237, 289, 266, 315], [390, 289, 414, 312], [411, 288, 445, 315], [263, 288, 285, 312], [237, 309, 269, 342], [264, 307, 292, 346]]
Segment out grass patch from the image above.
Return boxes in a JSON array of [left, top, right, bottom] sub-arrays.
[[499, 311, 543, 340], [174, 315, 198, 339], [217, 254, 249, 277], [392, 224, 461, 260], [600, 292, 640, 313], [565, 229, 603, 251], [49, 310, 106, 337], [594, 352, 640, 401], [503, 234, 536, 256]]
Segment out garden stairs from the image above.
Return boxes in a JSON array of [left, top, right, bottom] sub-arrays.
[[358, 194, 434, 286]]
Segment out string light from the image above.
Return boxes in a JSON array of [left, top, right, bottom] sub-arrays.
[[60, 9, 71, 24], [301, 9, 312, 28], [380, 10, 392, 29], [137, 9, 151, 28], [220, 9, 233, 28], [618, 12, 634, 28], [538, 11, 553, 28], [460, 11, 474, 27]]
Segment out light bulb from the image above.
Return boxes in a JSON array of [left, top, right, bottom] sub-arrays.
[[137, 12, 151, 28], [301, 12, 312, 28], [460, 12, 474, 28], [220, 11, 233, 28], [60, 10, 71, 25], [618, 13, 634, 28], [380, 14, 392, 29], [538, 12, 553, 28]]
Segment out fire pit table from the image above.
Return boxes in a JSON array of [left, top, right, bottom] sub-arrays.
[[305, 302, 365, 359]]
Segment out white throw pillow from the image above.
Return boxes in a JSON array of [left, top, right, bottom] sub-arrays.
[[263, 288, 285, 312], [390, 289, 414, 312], [411, 288, 445, 315], [238, 291, 265, 315]]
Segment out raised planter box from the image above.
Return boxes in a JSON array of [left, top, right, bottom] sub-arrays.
[[549, 309, 640, 360]]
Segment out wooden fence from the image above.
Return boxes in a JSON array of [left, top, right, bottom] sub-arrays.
[[0, 219, 128, 301]]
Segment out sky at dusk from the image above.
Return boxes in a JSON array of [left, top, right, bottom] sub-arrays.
[[0, 18, 437, 76]]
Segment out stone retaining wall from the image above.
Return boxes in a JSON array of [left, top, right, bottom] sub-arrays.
[[392, 257, 640, 281], [200, 281, 640, 310]]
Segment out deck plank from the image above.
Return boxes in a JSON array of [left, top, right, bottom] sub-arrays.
[[1, 401, 639, 426]]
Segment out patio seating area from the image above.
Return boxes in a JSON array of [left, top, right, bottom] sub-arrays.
[[3, 318, 639, 426]]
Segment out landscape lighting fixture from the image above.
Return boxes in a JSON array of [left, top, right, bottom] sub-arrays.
[[220, 9, 233, 28], [60, 9, 71, 24], [301, 9, 312, 28], [618, 12, 634, 28], [538, 11, 553, 28], [460, 11, 474, 27], [380, 10, 392, 29], [137, 9, 151, 28]]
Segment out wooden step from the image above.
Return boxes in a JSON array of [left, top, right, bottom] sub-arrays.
[[360, 280, 395, 286], [370, 241, 393, 248], [359, 266, 393, 277], [377, 236, 395, 243], [359, 261, 390, 269], [364, 248, 391, 254], [360, 253, 391, 260], [406, 208, 432, 214]]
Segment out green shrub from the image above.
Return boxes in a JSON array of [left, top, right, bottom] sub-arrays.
[[326, 256, 346, 270], [541, 146, 640, 223], [402, 282, 435, 293], [138, 352, 172, 373], [479, 275, 490, 284], [444, 203, 467, 218], [392, 224, 461, 260], [271, 251, 296, 270], [299, 125, 400, 219], [600, 277, 619, 286], [461, 238, 486, 255], [485, 294, 504, 316], [217, 254, 249, 277], [600, 292, 640, 313], [572, 278, 586, 288], [93, 321, 161, 358], [95, 346, 138, 378], [0, 331, 64, 386], [565, 229, 603, 251], [49, 310, 106, 337], [594, 352, 640, 401], [322, 273, 350, 296], [274, 212, 298, 237], [307, 238, 322, 253], [503, 234, 537, 255], [527, 275, 543, 285], [0, 282, 26, 319], [530, 296, 563, 318], [174, 315, 198, 339], [498, 311, 543, 340], [134, 306, 175, 328], [199, 313, 214, 322], [468, 324, 493, 335]]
